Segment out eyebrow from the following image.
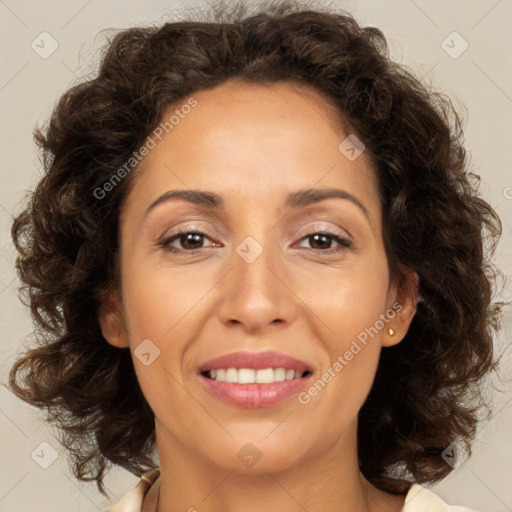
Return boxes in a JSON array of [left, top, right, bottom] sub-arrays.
[[144, 187, 373, 228]]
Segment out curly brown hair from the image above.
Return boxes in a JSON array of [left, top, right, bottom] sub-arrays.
[[9, 0, 504, 498]]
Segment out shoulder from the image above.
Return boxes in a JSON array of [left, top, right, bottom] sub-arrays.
[[403, 483, 480, 512], [105, 469, 160, 512]]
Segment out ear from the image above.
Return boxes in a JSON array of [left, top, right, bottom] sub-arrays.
[[382, 264, 420, 348], [98, 290, 130, 349]]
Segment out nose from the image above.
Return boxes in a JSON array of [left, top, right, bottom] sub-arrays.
[[216, 239, 298, 334]]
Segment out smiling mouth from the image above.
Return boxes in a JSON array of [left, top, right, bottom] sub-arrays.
[[201, 368, 312, 384]]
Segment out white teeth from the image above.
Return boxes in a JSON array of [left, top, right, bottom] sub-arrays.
[[238, 368, 256, 383], [273, 367, 286, 381], [207, 367, 307, 383], [225, 368, 238, 383], [255, 368, 274, 383]]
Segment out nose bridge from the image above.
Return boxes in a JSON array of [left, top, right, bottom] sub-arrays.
[[230, 202, 281, 288], [216, 230, 296, 331], [233, 233, 281, 301]]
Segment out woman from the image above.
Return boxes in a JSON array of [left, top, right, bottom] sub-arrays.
[[9, 1, 504, 511]]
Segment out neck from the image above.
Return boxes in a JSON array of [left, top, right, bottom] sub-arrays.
[[149, 418, 389, 512]]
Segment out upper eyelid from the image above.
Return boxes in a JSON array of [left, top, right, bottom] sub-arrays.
[[150, 203, 365, 232], [161, 220, 351, 234]]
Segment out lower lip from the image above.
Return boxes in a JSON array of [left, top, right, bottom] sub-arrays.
[[200, 373, 313, 408]]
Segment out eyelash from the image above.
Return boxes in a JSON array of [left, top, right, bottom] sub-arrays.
[[157, 227, 353, 255]]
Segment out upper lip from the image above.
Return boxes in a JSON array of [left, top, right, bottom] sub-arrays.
[[200, 351, 311, 373]]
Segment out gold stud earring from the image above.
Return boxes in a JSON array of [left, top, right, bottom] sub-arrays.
[[388, 328, 395, 336]]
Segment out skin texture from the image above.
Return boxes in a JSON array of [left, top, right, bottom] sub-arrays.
[[100, 80, 418, 512]]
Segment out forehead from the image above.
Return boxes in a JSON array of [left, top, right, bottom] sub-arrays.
[[122, 79, 380, 224]]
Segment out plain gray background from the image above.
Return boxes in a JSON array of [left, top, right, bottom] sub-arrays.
[[0, 0, 511, 511]]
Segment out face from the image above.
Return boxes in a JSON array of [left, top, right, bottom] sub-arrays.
[[100, 79, 417, 475]]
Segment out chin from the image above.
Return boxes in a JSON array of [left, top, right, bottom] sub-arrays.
[[198, 435, 308, 474]]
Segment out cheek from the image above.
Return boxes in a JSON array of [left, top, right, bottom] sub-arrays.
[[122, 275, 193, 423], [299, 263, 388, 402], [118, 262, 198, 406], [120, 256, 206, 342], [301, 259, 389, 342]]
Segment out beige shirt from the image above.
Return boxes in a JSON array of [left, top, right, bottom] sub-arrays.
[[105, 469, 479, 512]]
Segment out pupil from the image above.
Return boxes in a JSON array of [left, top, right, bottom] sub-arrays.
[[311, 234, 330, 249], [183, 233, 202, 249]]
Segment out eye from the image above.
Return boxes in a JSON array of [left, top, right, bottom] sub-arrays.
[[157, 227, 352, 255], [158, 228, 218, 253], [295, 231, 352, 253]]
